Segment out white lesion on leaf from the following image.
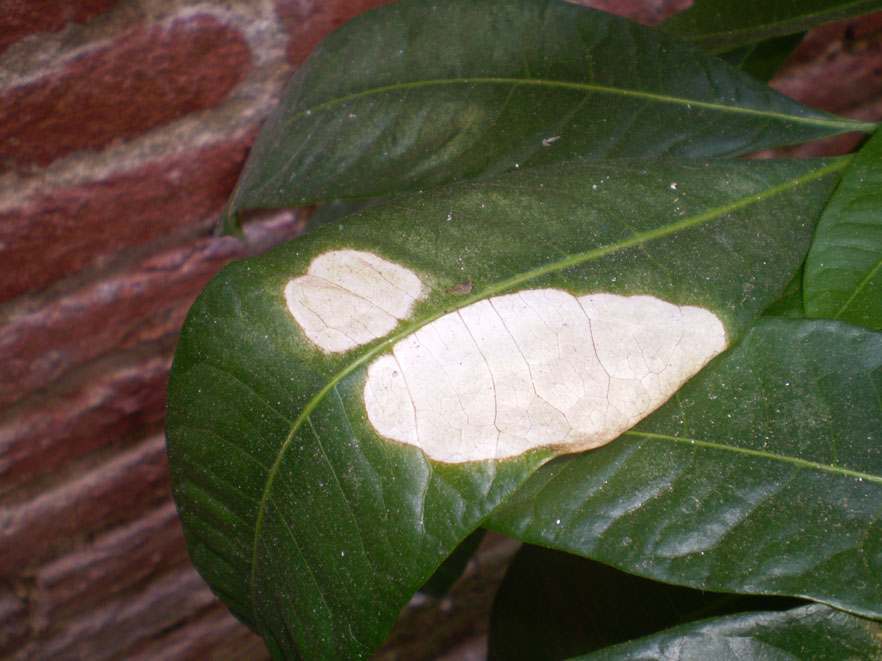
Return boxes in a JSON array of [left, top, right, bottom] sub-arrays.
[[364, 289, 727, 463], [285, 249, 425, 353]]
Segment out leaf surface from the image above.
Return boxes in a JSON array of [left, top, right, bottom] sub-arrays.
[[218, 0, 866, 235], [167, 158, 842, 659], [488, 317, 882, 619], [577, 604, 882, 660], [805, 129, 882, 329], [719, 32, 805, 83], [661, 0, 882, 52]]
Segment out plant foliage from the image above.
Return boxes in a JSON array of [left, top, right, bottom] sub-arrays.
[[166, 1, 882, 658]]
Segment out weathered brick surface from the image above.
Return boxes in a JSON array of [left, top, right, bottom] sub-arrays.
[[0, 434, 169, 575], [0, 0, 121, 53], [21, 567, 217, 661], [772, 13, 882, 116], [0, 13, 251, 169], [0, 353, 170, 495], [33, 502, 188, 622], [0, 210, 303, 409], [126, 605, 270, 661], [0, 135, 253, 302], [0, 591, 28, 651], [275, 0, 399, 65]]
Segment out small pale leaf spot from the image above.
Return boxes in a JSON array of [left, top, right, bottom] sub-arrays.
[[285, 250, 424, 353], [364, 290, 727, 463]]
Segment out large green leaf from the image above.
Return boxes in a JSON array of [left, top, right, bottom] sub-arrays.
[[804, 129, 882, 329], [218, 0, 868, 235], [167, 158, 842, 659], [488, 317, 882, 619], [578, 604, 882, 660], [488, 544, 800, 661], [661, 0, 882, 52]]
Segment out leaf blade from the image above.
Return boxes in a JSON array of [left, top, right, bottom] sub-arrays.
[[488, 317, 882, 619], [218, 0, 868, 234], [661, 0, 882, 52], [805, 129, 882, 329], [577, 604, 882, 660], [168, 158, 843, 658]]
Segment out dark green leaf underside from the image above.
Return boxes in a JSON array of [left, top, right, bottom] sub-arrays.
[[488, 318, 882, 619], [218, 0, 866, 235], [488, 544, 801, 661]]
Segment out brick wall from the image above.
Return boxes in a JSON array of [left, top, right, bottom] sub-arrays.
[[1, 1, 879, 659]]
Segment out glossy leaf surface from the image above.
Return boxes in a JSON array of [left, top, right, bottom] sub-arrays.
[[167, 158, 841, 659], [489, 318, 882, 619], [805, 129, 882, 329], [661, 0, 882, 52], [577, 604, 882, 660], [218, 0, 864, 235]]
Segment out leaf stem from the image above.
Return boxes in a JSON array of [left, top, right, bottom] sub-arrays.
[[627, 430, 882, 484]]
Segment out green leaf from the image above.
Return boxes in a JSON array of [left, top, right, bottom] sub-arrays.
[[167, 158, 842, 659], [719, 32, 805, 83], [762, 270, 805, 318], [577, 604, 882, 660], [488, 544, 800, 661], [804, 129, 882, 329], [661, 0, 882, 52], [488, 317, 882, 620], [420, 528, 485, 597], [218, 0, 868, 235]]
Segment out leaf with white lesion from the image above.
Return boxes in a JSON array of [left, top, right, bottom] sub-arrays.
[[488, 317, 882, 620], [167, 158, 845, 659]]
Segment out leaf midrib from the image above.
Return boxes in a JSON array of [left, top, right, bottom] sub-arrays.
[[293, 78, 874, 133], [626, 430, 882, 484], [247, 157, 851, 623]]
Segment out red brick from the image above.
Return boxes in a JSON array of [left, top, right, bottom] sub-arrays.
[[0, 433, 170, 575], [127, 605, 269, 661], [33, 502, 189, 622], [0, 353, 169, 495], [0, 0, 120, 53], [30, 566, 218, 661], [0, 135, 253, 302], [0, 210, 304, 408], [0, 590, 28, 652], [0, 13, 251, 169], [772, 16, 882, 115], [275, 0, 400, 65]]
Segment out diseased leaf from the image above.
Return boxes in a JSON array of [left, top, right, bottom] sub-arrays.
[[167, 158, 842, 659], [576, 604, 882, 660], [488, 318, 882, 619], [661, 0, 882, 52], [218, 0, 868, 235], [487, 544, 800, 661], [805, 129, 882, 329]]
